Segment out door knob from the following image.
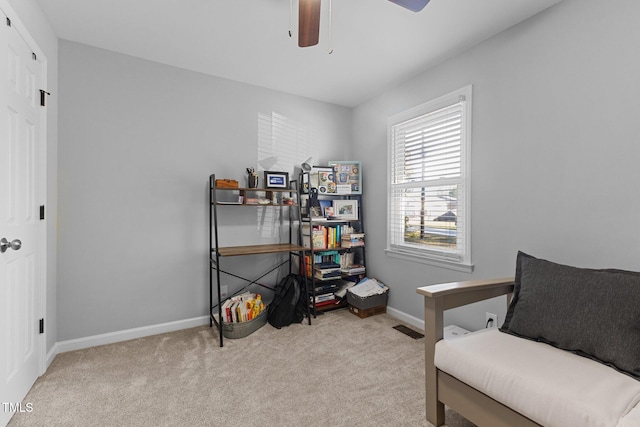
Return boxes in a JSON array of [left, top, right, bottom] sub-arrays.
[[0, 238, 22, 253]]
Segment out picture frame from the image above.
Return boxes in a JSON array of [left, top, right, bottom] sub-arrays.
[[318, 200, 333, 217], [310, 166, 336, 194], [328, 161, 362, 194], [332, 199, 359, 220], [264, 171, 289, 189]]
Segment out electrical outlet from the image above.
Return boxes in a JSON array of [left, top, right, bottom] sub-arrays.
[[220, 285, 229, 300], [485, 312, 498, 328]]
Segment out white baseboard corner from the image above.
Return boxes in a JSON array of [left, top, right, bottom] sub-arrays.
[[52, 316, 210, 359], [386, 306, 425, 332], [46, 343, 58, 368]]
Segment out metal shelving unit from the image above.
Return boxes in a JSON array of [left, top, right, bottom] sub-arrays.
[[209, 174, 309, 347], [299, 171, 366, 317]]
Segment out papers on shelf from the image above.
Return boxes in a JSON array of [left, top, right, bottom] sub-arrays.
[[347, 277, 388, 298], [334, 280, 356, 299]]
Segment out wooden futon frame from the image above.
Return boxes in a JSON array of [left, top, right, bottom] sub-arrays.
[[417, 278, 542, 427]]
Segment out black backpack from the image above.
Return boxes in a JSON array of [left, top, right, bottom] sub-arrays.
[[268, 274, 307, 329]]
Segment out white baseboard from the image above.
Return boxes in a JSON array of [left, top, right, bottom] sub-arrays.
[[52, 316, 210, 357], [46, 308, 422, 366], [46, 343, 58, 368], [386, 306, 425, 332]]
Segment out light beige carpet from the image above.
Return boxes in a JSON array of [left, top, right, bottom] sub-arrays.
[[9, 310, 475, 427]]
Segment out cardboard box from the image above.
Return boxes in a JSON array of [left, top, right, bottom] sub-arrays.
[[347, 288, 388, 318], [215, 179, 239, 188], [349, 304, 387, 318]]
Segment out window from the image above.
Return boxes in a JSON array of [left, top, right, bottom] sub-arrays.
[[387, 86, 472, 272]]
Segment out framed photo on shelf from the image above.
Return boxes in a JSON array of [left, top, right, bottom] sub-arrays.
[[333, 199, 359, 220], [328, 161, 362, 194], [311, 166, 336, 194], [319, 200, 333, 217], [264, 171, 289, 189], [301, 172, 310, 193]]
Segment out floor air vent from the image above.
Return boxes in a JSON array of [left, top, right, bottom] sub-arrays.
[[393, 325, 424, 339]]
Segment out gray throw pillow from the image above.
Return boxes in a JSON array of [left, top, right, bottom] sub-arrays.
[[500, 251, 640, 380]]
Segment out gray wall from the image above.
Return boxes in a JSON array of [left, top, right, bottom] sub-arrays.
[[354, 0, 640, 331], [58, 40, 352, 341], [6, 0, 59, 354], [52, 0, 640, 340]]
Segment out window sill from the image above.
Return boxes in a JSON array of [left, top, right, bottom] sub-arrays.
[[385, 248, 474, 274]]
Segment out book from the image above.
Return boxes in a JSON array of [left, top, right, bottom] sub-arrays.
[[314, 299, 340, 307], [315, 262, 340, 270], [314, 282, 341, 293], [315, 269, 342, 279], [315, 269, 341, 276], [341, 264, 366, 275], [222, 293, 266, 323], [314, 274, 342, 281], [230, 301, 239, 323], [221, 299, 232, 323], [312, 293, 335, 303], [238, 302, 247, 322], [341, 233, 365, 248], [302, 231, 326, 249], [339, 252, 355, 269]]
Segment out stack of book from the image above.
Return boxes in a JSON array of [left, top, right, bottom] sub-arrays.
[[341, 233, 365, 248], [341, 264, 365, 275], [302, 252, 341, 277], [220, 293, 265, 324], [314, 262, 342, 280], [311, 280, 357, 308], [302, 224, 360, 249], [314, 281, 342, 294], [312, 293, 336, 304]]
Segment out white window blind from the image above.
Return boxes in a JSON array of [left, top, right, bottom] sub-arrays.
[[388, 86, 472, 269]]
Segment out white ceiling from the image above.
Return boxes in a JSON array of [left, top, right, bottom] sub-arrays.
[[35, 0, 563, 107]]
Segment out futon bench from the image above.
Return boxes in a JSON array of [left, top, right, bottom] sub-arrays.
[[417, 252, 640, 427]]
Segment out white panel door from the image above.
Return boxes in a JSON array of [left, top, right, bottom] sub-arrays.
[[0, 8, 44, 426]]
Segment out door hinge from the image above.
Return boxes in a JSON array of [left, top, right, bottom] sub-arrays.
[[40, 89, 50, 107], [39, 318, 44, 334], [6, 17, 11, 27], [40, 205, 45, 220], [32, 52, 37, 61]]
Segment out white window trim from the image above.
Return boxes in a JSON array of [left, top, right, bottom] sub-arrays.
[[386, 85, 474, 273]]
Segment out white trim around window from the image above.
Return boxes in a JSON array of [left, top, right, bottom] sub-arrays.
[[386, 85, 473, 273]]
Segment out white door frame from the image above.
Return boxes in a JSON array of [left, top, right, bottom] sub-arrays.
[[1, 0, 48, 387]]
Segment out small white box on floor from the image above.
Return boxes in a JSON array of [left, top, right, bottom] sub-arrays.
[[443, 325, 470, 340]]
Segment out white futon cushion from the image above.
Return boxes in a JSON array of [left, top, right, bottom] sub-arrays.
[[435, 329, 640, 427], [619, 403, 640, 427]]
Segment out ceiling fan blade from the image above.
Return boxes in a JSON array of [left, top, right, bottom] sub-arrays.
[[299, 0, 321, 47], [388, 0, 431, 12]]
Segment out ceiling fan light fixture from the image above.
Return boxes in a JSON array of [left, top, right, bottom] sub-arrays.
[[388, 0, 431, 12], [299, 0, 321, 47]]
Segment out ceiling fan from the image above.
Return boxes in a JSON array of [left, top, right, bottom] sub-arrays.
[[298, 0, 431, 47]]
